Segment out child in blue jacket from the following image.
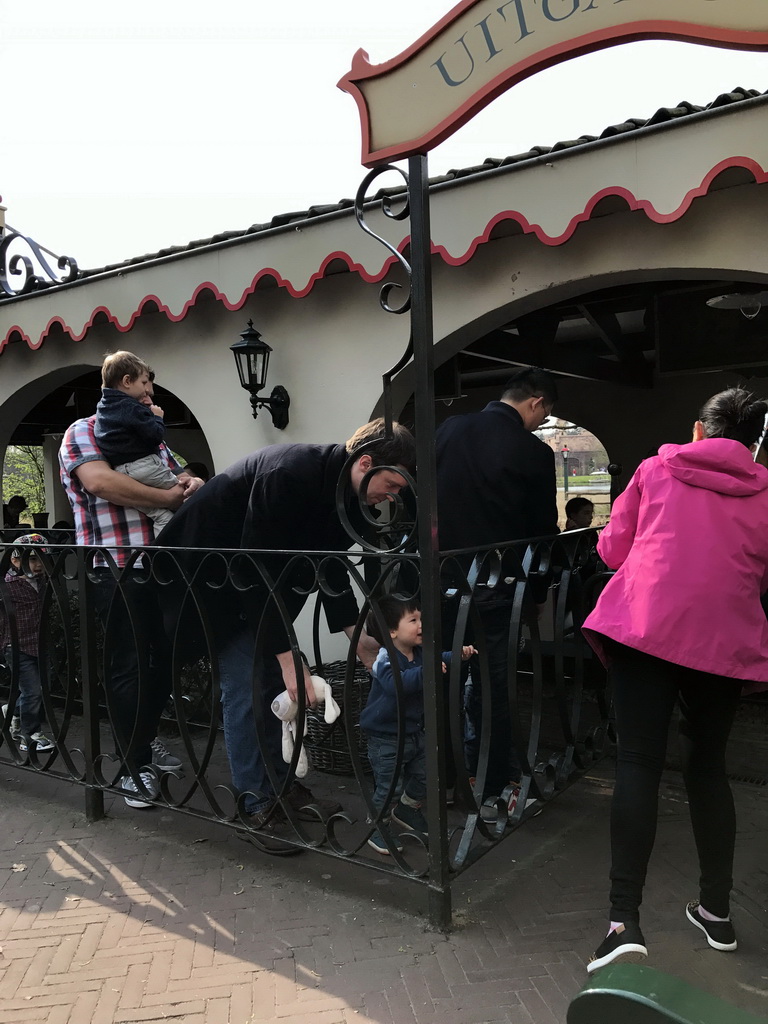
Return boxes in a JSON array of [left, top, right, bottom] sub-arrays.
[[360, 596, 474, 855]]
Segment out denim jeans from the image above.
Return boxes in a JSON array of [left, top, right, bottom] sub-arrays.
[[4, 646, 43, 734], [366, 731, 427, 817], [217, 629, 287, 815], [92, 570, 172, 774]]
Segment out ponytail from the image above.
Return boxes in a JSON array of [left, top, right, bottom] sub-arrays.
[[698, 388, 768, 448]]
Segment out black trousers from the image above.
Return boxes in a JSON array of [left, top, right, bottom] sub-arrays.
[[607, 641, 741, 922], [92, 570, 172, 774]]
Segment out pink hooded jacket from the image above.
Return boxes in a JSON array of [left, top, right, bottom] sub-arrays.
[[582, 438, 768, 692]]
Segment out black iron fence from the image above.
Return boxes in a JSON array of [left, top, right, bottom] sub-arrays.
[[0, 528, 610, 926]]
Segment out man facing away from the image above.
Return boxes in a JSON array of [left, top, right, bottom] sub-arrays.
[[436, 367, 559, 818], [59, 370, 204, 807], [156, 419, 416, 835]]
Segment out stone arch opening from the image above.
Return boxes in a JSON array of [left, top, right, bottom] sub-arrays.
[[389, 265, 768, 482], [0, 364, 214, 530]]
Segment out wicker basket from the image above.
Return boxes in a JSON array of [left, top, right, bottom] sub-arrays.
[[304, 660, 372, 776]]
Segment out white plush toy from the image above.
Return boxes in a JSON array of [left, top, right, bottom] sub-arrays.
[[270, 675, 340, 778]]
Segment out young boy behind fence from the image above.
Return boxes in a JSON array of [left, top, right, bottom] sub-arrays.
[[360, 595, 474, 855]]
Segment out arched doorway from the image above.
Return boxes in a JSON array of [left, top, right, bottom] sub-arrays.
[[0, 366, 214, 529]]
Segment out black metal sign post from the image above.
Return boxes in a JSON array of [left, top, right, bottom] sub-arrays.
[[407, 153, 451, 929]]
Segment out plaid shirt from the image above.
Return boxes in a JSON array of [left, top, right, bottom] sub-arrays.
[[58, 415, 180, 567], [0, 569, 44, 656]]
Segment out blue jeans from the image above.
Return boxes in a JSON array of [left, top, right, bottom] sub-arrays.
[[366, 731, 427, 817], [217, 629, 288, 815], [4, 646, 44, 734]]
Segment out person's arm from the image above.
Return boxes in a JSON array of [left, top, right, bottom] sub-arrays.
[[76, 459, 185, 510], [373, 652, 424, 695], [275, 650, 316, 706], [121, 399, 166, 448], [525, 443, 559, 538], [343, 624, 379, 671], [596, 468, 643, 569]]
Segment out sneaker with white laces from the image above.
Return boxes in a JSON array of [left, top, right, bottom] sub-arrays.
[[686, 901, 737, 951], [150, 737, 182, 771], [120, 771, 160, 808], [18, 731, 55, 753], [587, 921, 648, 974]]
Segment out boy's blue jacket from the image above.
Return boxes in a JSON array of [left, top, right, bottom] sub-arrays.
[[360, 644, 451, 736]]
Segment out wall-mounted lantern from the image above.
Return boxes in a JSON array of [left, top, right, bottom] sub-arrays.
[[230, 320, 290, 429]]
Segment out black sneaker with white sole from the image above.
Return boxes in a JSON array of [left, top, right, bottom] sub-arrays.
[[587, 921, 648, 974], [686, 901, 737, 951]]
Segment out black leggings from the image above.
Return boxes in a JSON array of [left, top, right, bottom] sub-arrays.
[[607, 641, 741, 922]]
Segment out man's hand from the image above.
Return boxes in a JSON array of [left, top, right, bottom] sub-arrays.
[[177, 472, 205, 499], [343, 626, 379, 671], [275, 651, 317, 706], [460, 645, 477, 661], [150, 404, 165, 418]]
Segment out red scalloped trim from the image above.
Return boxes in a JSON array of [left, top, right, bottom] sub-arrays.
[[2, 155, 765, 353]]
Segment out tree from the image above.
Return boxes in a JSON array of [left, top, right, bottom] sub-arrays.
[[2, 445, 46, 514]]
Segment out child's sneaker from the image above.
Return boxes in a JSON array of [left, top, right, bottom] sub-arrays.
[[391, 801, 428, 834], [686, 901, 737, 951], [367, 825, 404, 855], [18, 731, 55, 753]]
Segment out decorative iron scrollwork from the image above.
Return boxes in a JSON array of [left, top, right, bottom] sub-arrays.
[[0, 225, 79, 297]]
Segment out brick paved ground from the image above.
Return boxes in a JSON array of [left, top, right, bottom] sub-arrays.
[[1, 758, 767, 1024]]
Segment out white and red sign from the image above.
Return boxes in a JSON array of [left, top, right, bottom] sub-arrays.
[[339, 0, 768, 166]]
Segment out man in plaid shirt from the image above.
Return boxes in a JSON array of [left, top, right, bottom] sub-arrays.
[[59, 385, 203, 807]]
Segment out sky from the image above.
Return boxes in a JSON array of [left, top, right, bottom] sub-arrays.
[[1, 0, 766, 270]]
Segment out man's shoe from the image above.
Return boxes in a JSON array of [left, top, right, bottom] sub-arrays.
[[120, 771, 160, 808], [391, 801, 428, 834], [587, 922, 648, 974], [686, 901, 737, 951], [284, 781, 342, 821], [18, 731, 55, 753], [367, 825, 404, 855], [150, 737, 183, 771], [238, 802, 301, 855]]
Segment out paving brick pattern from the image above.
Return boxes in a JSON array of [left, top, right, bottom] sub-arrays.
[[1, 762, 767, 1024]]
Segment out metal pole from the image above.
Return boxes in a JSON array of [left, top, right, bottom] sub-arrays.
[[78, 548, 104, 822], [408, 153, 451, 930], [564, 455, 569, 498]]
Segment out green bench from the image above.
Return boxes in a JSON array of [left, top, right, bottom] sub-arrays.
[[568, 964, 768, 1024]]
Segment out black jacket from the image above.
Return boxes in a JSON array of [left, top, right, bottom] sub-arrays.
[[157, 443, 366, 653], [94, 388, 165, 465], [436, 401, 558, 554]]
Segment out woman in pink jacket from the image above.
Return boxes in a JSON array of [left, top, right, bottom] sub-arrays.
[[582, 388, 768, 974]]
